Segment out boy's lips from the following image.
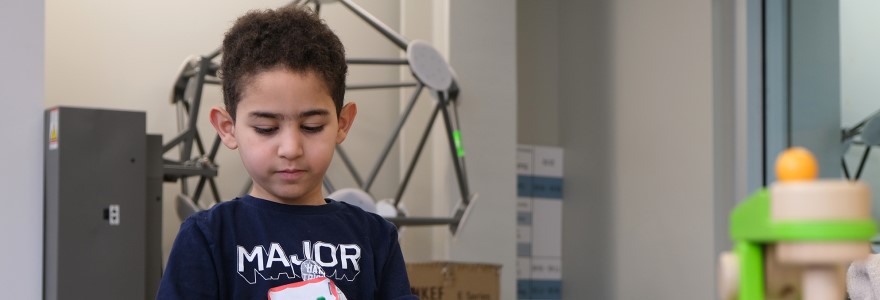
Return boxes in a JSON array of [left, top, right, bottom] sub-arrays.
[[275, 169, 305, 180]]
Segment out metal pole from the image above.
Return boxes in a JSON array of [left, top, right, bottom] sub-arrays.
[[386, 217, 458, 227], [208, 135, 221, 160], [189, 129, 213, 204], [181, 57, 209, 163], [164, 100, 194, 153], [347, 58, 409, 65], [194, 130, 207, 156], [193, 177, 207, 204], [450, 95, 470, 186], [205, 47, 222, 61], [188, 131, 216, 205], [338, 0, 409, 50], [207, 177, 222, 204], [856, 146, 872, 180], [364, 83, 423, 192], [346, 82, 417, 90], [335, 146, 364, 187], [437, 90, 471, 205], [394, 101, 441, 207], [323, 177, 336, 194], [163, 131, 193, 153]]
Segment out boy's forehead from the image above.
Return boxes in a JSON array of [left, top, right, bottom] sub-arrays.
[[243, 67, 331, 95], [238, 69, 335, 109], [237, 98, 335, 118], [244, 109, 332, 122]]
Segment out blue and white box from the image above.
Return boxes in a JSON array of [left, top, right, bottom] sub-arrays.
[[517, 145, 563, 300]]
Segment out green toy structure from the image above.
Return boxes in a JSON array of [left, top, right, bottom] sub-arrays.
[[728, 188, 876, 299], [721, 147, 877, 300]]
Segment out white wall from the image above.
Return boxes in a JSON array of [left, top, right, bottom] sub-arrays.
[[556, 0, 616, 298], [0, 0, 44, 298], [445, 2, 518, 299], [841, 0, 880, 222], [840, 0, 880, 129], [517, 0, 559, 147], [610, 1, 719, 298], [521, 0, 734, 298], [397, 0, 444, 262]]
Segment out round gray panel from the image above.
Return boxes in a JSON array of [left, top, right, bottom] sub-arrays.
[[407, 40, 454, 91]]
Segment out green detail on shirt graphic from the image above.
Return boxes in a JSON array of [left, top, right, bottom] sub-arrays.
[[453, 130, 464, 157]]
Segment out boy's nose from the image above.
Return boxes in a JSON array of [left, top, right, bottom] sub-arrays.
[[277, 130, 304, 159]]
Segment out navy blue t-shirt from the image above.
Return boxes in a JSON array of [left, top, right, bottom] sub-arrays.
[[157, 195, 417, 300]]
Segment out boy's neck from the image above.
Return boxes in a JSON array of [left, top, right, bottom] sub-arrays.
[[250, 193, 326, 206]]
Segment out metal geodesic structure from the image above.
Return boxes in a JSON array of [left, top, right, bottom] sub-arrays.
[[162, 0, 475, 233]]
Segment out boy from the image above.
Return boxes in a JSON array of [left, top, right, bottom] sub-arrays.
[[157, 6, 417, 300]]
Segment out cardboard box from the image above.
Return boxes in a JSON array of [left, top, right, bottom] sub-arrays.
[[407, 262, 501, 300]]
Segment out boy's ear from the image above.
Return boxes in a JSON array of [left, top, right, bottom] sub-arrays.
[[336, 102, 357, 144], [209, 106, 239, 149]]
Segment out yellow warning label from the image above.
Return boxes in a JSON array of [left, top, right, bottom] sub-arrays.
[[49, 108, 59, 150]]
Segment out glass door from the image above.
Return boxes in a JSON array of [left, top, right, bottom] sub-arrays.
[[765, 0, 880, 247], [763, 0, 841, 183]]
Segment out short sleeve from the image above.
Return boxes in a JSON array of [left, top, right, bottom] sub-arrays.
[[156, 217, 220, 300], [376, 228, 419, 300]]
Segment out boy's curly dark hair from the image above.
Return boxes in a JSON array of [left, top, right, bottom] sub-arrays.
[[221, 6, 347, 120]]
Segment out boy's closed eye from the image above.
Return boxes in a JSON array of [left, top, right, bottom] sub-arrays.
[[247, 110, 330, 135], [253, 126, 279, 135], [301, 124, 325, 133], [251, 124, 325, 135]]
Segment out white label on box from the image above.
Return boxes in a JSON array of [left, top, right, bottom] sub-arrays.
[[533, 146, 563, 177], [517, 225, 532, 243], [517, 198, 532, 212], [517, 145, 535, 175], [530, 257, 562, 280], [517, 257, 532, 279], [531, 198, 562, 257], [517, 210, 532, 226]]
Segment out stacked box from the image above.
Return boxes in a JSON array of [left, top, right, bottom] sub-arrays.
[[407, 262, 501, 300], [516, 147, 534, 298], [517, 145, 563, 300]]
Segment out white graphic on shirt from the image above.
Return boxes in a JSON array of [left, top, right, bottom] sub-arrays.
[[267, 277, 349, 300], [237, 240, 361, 284], [300, 259, 325, 281]]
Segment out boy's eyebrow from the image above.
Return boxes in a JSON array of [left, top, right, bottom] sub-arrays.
[[298, 109, 330, 118], [249, 111, 283, 120], [248, 109, 329, 120]]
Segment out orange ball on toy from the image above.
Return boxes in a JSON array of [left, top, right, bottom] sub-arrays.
[[775, 147, 818, 182]]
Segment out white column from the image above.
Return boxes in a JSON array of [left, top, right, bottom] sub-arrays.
[[0, 0, 45, 298]]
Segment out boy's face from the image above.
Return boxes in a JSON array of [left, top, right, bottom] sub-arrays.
[[211, 68, 355, 205]]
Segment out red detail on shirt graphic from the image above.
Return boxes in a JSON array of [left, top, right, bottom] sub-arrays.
[[267, 277, 343, 300]]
